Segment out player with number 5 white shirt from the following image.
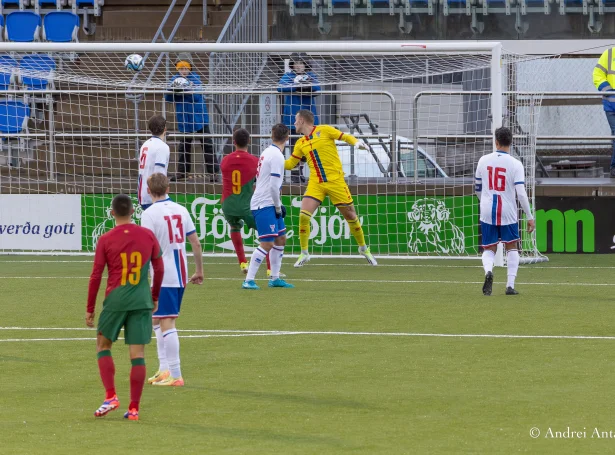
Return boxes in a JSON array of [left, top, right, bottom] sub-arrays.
[[475, 127, 535, 297], [141, 173, 204, 387], [242, 124, 295, 290], [138, 115, 170, 210]]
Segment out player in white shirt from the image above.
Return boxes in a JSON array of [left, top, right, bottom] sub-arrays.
[[138, 115, 171, 210], [242, 124, 295, 290], [140, 173, 204, 386], [475, 127, 536, 296]]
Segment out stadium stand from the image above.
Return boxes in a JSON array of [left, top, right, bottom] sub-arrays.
[[0, 55, 17, 90], [0, 99, 30, 167], [42, 10, 79, 41], [5, 11, 41, 41], [19, 54, 55, 90]]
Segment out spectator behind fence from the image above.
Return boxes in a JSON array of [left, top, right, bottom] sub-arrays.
[[165, 52, 219, 182], [277, 53, 321, 183], [593, 47, 615, 178]]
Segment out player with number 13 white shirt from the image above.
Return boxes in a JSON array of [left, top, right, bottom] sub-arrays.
[[138, 115, 170, 210], [141, 173, 203, 387], [475, 127, 536, 297]]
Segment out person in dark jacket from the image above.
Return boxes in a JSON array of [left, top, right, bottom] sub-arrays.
[[165, 53, 218, 182], [277, 53, 321, 183]]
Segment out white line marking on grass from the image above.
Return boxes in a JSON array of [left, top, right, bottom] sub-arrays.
[[3, 330, 615, 342], [0, 333, 290, 342], [0, 276, 612, 286], [2, 260, 615, 271]]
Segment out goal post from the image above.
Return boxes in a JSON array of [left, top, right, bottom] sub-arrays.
[[0, 41, 547, 263]]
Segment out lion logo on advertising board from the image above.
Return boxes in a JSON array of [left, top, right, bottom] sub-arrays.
[[92, 197, 143, 249], [407, 198, 465, 254]]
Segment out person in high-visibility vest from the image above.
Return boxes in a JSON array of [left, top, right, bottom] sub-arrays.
[[593, 48, 615, 177]]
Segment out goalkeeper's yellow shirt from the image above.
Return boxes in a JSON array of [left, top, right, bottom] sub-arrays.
[[285, 125, 358, 183]]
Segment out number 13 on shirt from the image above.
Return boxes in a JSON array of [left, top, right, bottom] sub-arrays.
[[164, 215, 184, 244], [120, 251, 142, 285]]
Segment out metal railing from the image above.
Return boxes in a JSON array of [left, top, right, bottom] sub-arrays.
[[209, 0, 268, 158], [0, 89, 396, 183]]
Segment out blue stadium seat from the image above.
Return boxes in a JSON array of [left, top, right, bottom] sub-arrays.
[[43, 11, 79, 42], [0, 55, 17, 90], [5, 12, 41, 42], [74, 0, 94, 5], [39, 0, 62, 5], [0, 15, 4, 41], [19, 54, 55, 90], [0, 100, 29, 134], [2, 0, 23, 6]]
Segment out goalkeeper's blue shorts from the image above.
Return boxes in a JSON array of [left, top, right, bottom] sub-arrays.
[[480, 222, 520, 248]]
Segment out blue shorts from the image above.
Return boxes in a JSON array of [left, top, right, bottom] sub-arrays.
[[153, 287, 185, 319], [252, 206, 286, 241], [480, 222, 520, 248]]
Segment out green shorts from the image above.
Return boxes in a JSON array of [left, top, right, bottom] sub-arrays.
[[98, 308, 153, 345], [224, 211, 256, 230]]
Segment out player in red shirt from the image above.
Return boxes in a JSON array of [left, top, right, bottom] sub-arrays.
[[221, 128, 273, 275], [87, 194, 164, 421]]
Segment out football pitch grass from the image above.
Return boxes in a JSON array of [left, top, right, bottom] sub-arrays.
[[2, 254, 615, 454]]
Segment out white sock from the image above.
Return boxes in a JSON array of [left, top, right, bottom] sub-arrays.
[[269, 245, 284, 280], [153, 324, 168, 372], [246, 247, 268, 281], [163, 328, 181, 379], [506, 249, 520, 288], [482, 250, 495, 275]]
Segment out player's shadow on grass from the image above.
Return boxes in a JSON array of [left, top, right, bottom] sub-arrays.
[[164, 423, 357, 449], [207, 387, 383, 411], [0, 355, 45, 363]]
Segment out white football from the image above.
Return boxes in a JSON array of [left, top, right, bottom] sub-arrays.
[[124, 54, 144, 72], [172, 77, 192, 89]]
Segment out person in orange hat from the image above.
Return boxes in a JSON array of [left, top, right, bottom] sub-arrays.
[[165, 53, 218, 182]]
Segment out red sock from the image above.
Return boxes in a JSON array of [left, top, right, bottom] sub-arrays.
[[266, 254, 271, 270], [230, 231, 246, 264], [97, 350, 116, 399], [129, 358, 146, 411]]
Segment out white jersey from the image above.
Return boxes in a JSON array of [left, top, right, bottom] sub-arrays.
[[250, 144, 285, 210], [475, 151, 526, 226], [138, 137, 170, 206], [141, 198, 196, 288]]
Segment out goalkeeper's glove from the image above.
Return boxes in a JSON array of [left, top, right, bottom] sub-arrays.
[[293, 74, 310, 84], [355, 139, 368, 150], [275, 205, 287, 219]]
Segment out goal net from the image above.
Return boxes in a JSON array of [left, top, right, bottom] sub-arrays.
[[0, 42, 550, 262]]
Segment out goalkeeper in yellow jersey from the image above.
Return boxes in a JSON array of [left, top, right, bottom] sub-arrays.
[[285, 109, 377, 267]]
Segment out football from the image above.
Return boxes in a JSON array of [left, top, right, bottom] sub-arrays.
[[171, 77, 192, 89], [124, 54, 144, 72]]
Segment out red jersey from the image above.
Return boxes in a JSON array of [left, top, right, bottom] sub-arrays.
[[87, 223, 164, 313], [220, 149, 259, 215]]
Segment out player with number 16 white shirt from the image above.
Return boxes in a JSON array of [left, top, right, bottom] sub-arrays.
[[138, 115, 170, 210], [474, 127, 536, 297]]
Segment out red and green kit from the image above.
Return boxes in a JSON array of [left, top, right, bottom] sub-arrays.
[[87, 224, 164, 313], [220, 150, 259, 222]]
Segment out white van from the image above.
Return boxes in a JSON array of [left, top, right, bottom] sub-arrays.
[[286, 135, 447, 181]]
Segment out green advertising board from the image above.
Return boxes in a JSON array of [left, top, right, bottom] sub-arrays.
[[82, 194, 481, 255]]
